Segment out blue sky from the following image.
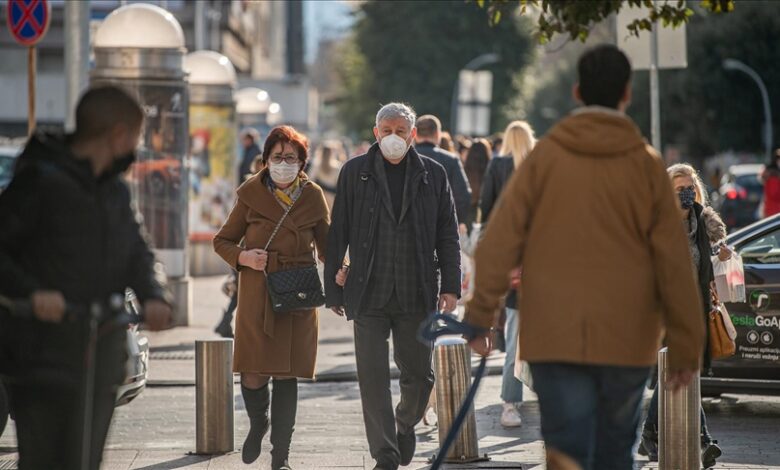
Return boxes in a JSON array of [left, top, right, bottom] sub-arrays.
[[304, 0, 357, 64]]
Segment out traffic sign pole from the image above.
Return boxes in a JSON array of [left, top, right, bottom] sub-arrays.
[[6, 0, 51, 136], [28, 46, 36, 136]]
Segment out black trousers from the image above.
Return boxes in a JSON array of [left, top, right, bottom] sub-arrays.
[[9, 325, 127, 470], [353, 293, 433, 467]]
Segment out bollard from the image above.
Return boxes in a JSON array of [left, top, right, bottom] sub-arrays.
[[433, 337, 483, 463], [658, 347, 701, 470], [195, 339, 234, 454]]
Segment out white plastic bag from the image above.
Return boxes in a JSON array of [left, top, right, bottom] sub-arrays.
[[712, 254, 746, 303], [514, 359, 533, 391]]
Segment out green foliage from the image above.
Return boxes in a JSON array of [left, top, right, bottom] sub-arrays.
[[525, 1, 780, 163], [479, 0, 734, 43], [333, 0, 535, 140]]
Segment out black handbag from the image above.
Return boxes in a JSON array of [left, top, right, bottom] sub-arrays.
[[263, 183, 325, 313]]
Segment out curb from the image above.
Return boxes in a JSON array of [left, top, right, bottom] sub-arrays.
[[146, 363, 505, 387]]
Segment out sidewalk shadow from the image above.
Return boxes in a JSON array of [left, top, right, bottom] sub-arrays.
[[131, 454, 210, 470]]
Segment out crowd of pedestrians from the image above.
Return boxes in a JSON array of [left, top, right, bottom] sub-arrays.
[[0, 43, 740, 470]]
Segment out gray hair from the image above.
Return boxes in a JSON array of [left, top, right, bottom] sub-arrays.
[[375, 102, 416, 129]]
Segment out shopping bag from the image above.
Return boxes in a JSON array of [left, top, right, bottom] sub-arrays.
[[712, 253, 746, 303]]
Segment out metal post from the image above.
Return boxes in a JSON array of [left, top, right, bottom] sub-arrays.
[[433, 337, 483, 463], [723, 59, 774, 160], [658, 347, 701, 470], [650, 21, 662, 154], [194, 1, 207, 51], [195, 339, 234, 454], [27, 47, 36, 136], [64, 0, 91, 132]]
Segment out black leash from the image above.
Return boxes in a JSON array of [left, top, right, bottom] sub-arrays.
[[418, 313, 488, 470]]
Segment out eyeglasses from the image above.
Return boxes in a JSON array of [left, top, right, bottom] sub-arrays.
[[269, 154, 299, 165]]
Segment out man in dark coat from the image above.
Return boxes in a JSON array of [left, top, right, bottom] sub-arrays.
[[238, 128, 262, 184], [325, 103, 461, 470], [0, 85, 173, 470], [414, 114, 471, 227]]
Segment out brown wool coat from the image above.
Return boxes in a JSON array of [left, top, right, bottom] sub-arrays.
[[465, 108, 706, 372], [213, 170, 330, 378]]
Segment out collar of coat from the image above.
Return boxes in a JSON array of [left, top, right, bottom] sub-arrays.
[[360, 142, 428, 183], [236, 169, 318, 233]]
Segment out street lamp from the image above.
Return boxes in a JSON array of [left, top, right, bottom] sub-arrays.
[[723, 58, 773, 160], [450, 53, 501, 134]]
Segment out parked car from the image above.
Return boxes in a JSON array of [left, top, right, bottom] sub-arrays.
[[0, 142, 22, 193], [716, 164, 764, 231], [0, 290, 149, 438], [703, 214, 780, 396]]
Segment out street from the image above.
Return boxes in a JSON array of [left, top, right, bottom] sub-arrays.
[[1, 276, 780, 469]]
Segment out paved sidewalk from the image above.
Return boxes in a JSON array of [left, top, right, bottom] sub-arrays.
[[3, 276, 780, 469]]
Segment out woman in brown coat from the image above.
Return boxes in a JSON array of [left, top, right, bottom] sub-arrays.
[[214, 126, 330, 469]]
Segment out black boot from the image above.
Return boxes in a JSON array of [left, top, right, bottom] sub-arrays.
[[241, 384, 270, 464], [214, 314, 234, 338], [271, 378, 298, 470], [702, 438, 722, 469], [640, 425, 658, 462]]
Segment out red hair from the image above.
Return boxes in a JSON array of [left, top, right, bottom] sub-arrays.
[[262, 125, 309, 165]]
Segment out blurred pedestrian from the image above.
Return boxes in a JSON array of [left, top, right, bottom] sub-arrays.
[[309, 141, 346, 208], [479, 120, 537, 428], [0, 85, 173, 470], [639, 163, 726, 468], [760, 149, 780, 218], [490, 132, 504, 158], [325, 103, 461, 470], [464, 45, 705, 470], [415, 114, 472, 228], [455, 135, 472, 163], [463, 138, 492, 229], [439, 131, 455, 153], [214, 156, 267, 339], [214, 125, 330, 469], [238, 128, 262, 184]]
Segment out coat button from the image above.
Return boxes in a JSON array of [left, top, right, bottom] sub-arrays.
[[359, 277, 364, 283]]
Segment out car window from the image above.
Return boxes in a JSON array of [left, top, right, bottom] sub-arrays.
[[0, 156, 15, 183], [739, 227, 780, 264], [736, 174, 762, 191]]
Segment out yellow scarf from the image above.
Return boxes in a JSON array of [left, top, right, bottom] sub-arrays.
[[273, 177, 301, 207]]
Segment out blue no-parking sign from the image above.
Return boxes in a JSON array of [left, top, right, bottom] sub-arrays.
[[6, 0, 51, 47]]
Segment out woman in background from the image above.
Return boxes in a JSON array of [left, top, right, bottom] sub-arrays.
[[463, 139, 492, 230], [479, 121, 536, 428]]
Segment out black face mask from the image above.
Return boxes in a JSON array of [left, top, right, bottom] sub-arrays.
[[105, 151, 137, 179]]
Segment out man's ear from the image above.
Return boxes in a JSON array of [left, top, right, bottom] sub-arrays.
[[573, 83, 583, 105], [373, 127, 380, 142], [410, 127, 418, 142]]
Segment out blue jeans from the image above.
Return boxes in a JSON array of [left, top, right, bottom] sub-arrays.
[[530, 363, 651, 470], [501, 308, 524, 403]]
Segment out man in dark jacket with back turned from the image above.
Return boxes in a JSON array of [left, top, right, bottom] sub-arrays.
[[325, 103, 461, 470], [0, 85, 173, 470], [414, 114, 471, 226]]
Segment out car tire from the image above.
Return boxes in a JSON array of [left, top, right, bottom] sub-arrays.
[[0, 381, 9, 439]]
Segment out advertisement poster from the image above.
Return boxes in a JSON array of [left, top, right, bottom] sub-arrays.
[[120, 81, 189, 252], [188, 104, 237, 240]]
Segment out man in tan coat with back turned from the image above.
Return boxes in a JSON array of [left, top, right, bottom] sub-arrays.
[[464, 45, 705, 470]]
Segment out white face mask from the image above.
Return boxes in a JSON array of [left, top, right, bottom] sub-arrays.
[[269, 161, 300, 185], [379, 133, 409, 161]]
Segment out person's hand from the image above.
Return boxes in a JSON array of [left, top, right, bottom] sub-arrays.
[[239, 249, 268, 271], [438, 293, 457, 313], [509, 267, 522, 289], [717, 245, 734, 262], [31, 290, 66, 323], [468, 332, 493, 357], [143, 299, 173, 331], [330, 306, 345, 317], [335, 266, 349, 287], [666, 369, 697, 391]]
